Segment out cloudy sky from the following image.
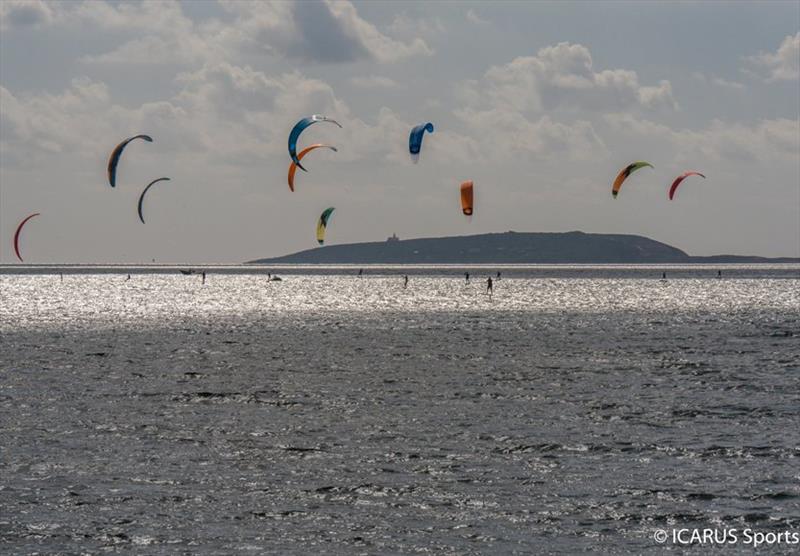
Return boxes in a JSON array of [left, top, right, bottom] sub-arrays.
[[1, 0, 798, 263]]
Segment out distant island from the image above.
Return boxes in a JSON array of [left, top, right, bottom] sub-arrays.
[[248, 231, 799, 265]]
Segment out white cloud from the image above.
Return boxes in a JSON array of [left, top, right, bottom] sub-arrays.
[[712, 77, 744, 90], [69, 0, 190, 32], [325, 0, 431, 62], [463, 42, 677, 115], [55, 0, 430, 68], [449, 42, 677, 163], [466, 9, 489, 25], [745, 32, 800, 82], [692, 72, 746, 91], [637, 80, 677, 109], [218, 0, 431, 64], [604, 113, 799, 163], [1, 78, 112, 156], [387, 13, 445, 37], [169, 63, 353, 161], [61, 0, 220, 66], [454, 106, 608, 162], [350, 75, 399, 88], [0, 61, 443, 169], [82, 34, 208, 66]]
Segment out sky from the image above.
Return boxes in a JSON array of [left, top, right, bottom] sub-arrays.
[[1, 0, 798, 263]]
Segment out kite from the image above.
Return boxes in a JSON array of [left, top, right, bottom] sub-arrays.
[[288, 144, 338, 192], [137, 177, 171, 224], [460, 181, 474, 217], [288, 116, 341, 172], [409, 122, 434, 163], [316, 207, 336, 245], [108, 134, 153, 188], [13, 212, 40, 262], [612, 162, 653, 198], [669, 171, 705, 200]]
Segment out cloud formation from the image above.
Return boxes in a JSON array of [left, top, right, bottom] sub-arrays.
[[1, 78, 112, 156], [604, 113, 799, 164], [49, 0, 432, 67], [469, 42, 678, 113], [1, 2, 797, 260], [451, 42, 677, 162], [466, 9, 489, 25], [0, 0, 53, 29], [350, 75, 399, 88], [745, 32, 800, 82], [218, 0, 431, 64]]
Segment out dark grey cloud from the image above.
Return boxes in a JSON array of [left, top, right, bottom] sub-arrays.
[[1, 0, 52, 29], [292, 0, 370, 63]]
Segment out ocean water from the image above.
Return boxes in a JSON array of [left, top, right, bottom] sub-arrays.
[[1, 267, 798, 554]]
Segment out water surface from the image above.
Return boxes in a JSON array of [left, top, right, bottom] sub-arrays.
[[1, 267, 798, 553]]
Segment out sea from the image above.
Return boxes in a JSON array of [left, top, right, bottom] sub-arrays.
[[1, 264, 798, 554]]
